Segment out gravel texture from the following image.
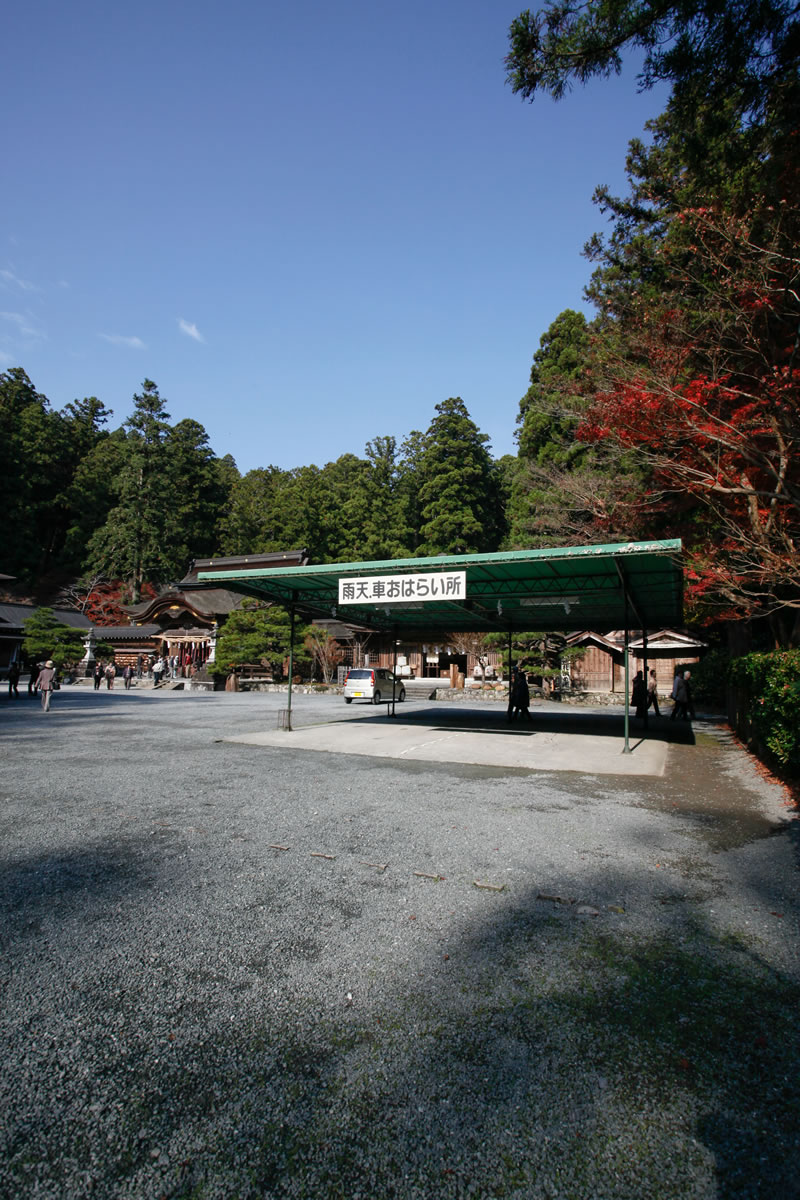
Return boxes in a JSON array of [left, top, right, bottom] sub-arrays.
[[1, 687, 798, 1199]]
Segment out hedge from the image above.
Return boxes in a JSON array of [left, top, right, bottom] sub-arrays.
[[728, 649, 800, 773]]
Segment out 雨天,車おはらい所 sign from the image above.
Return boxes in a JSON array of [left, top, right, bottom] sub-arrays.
[[338, 572, 466, 604]]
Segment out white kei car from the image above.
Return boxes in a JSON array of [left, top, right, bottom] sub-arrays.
[[343, 667, 406, 705]]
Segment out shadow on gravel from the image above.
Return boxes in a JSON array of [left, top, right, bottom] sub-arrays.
[[341, 703, 698, 745], [0, 842, 147, 919], [0, 693, 146, 723], [3, 861, 798, 1198], [443, 882, 800, 1199]]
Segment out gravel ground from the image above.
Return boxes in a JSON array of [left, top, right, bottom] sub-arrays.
[[1, 687, 798, 1200]]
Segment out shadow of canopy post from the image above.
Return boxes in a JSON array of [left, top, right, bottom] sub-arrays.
[[199, 539, 684, 748]]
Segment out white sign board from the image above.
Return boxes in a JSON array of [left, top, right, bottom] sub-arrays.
[[338, 571, 466, 604]]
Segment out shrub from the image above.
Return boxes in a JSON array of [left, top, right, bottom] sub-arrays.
[[728, 650, 800, 772]]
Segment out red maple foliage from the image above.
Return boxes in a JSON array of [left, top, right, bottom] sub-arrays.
[[58, 577, 158, 626], [578, 194, 800, 628]]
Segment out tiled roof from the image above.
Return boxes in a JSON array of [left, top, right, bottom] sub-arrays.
[[93, 624, 161, 640], [125, 588, 247, 621], [0, 604, 92, 632]]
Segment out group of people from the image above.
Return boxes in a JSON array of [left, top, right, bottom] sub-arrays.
[[92, 661, 137, 690], [631, 668, 695, 721], [7, 651, 190, 710], [505, 663, 697, 725], [6, 660, 58, 709]]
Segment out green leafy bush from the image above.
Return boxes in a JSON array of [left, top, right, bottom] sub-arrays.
[[728, 650, 800, 771]]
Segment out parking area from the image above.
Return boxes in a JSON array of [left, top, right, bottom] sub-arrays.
[[1, 687, 798, 1199]]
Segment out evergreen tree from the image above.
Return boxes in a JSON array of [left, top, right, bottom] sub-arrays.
[[218, 466, 289, 555], [314, 454, 373, 561], [396, 429, 427, 553], [211, 454, 241, 549], [0, 369, 74, 584], [361, 436, 412, 560], [165, 418, 232, 567], [21, 607, 86, 669], [415, 397, 504, 556], [86, 380, 177, 601], [213, 600, 310, 678], [516, 310, 590, 464], [506, 0, 798, 139], [63, 396, 113, 460], [59, 400, 121, 577], [508, 310, 646, 547]]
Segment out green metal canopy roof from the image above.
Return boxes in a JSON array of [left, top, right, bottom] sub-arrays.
[[199, 539, 683, 637]]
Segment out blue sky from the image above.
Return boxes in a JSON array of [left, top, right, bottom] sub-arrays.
[[2, 0, 667, 473]]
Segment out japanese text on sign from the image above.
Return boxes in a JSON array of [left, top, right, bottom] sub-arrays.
[[338, 572, 466, 604]]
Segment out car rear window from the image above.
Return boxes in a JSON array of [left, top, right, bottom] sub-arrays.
[[347, 669, 371, 679]]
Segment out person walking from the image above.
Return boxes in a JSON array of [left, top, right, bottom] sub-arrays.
[[683, 669, 696, 720], [28, 662, 40, 696], [647, 669, 660, 717], [123, 664, 133, 690], [7, 661, 20, 698], [105, 663, 116, 690], [508, 667, 533, 723], [671, 672, 690, 720], [507, 666, 518, 722], [631, 670, 647, 719], [93, 661, 104, 691], [36, 660, 56, 712]]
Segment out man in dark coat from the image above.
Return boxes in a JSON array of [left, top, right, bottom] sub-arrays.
[[631, 670, 647, 719], [7, 661, 20, 698], [509, 667, 533, 723]]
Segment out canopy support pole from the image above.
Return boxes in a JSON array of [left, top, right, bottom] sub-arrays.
[[622, 589, 632, 754], [507, 629, 513, 721], [286, 600, 296, 732], [391, 628, 398, 717], [614, 557, 647, 755], [642, 627, 649, 730]]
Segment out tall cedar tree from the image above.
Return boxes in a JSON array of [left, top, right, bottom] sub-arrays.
[[415, 397, 505, 555], [0, 370, 118, 589], [86, 381, 177, 602], [509, 310, 650, 547], [0, 370, 71, 584], [361, 436, 412, 560], [165, 419, 236, 567]]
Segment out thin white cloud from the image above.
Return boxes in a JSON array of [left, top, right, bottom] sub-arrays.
[[0, 310, 44, 339], [178, 318, 204, 343], [0, 268, 39, 292], [99, 333, 146, 349]]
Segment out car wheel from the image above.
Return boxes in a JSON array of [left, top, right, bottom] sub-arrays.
[[398, 687, 406, 702], [372, 690, 381, 704], [344, 697, 353, 704]]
